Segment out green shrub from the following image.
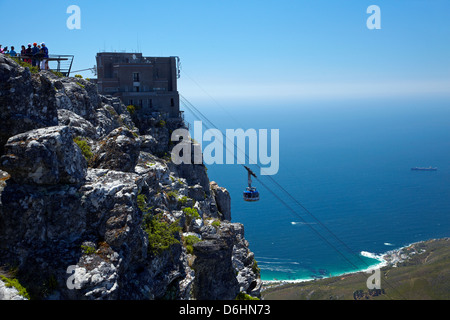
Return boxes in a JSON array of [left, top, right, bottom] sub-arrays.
[[76, 82, 85, 89], [127, 105, 136, 114], [166, 190, 178, 200], [50, 70, 64, 78], [183, 235, 201, 254], [183, 207, 200, 219], [142, 212, 181, 255], [11, 57, 39, 74], [73, 137, 93, 161], [179, 196, 190, 206], [139, 193, 181, 255], [183, 207, 199, 218], [211, 220, 221, 229], [183, 207, 200, 228], [81, 244, 96, 255], [235, 292, 259, 300], [0, 275, 30, 300], [137, 194, 147, 210], [158, 120, 166, 127], [252, 259, 261, 275], [74, 74, 83, 78]]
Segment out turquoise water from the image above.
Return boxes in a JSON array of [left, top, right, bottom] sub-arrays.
[[183, 97, 450, 281]]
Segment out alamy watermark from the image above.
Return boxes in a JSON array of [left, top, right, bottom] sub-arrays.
[[367, 5, 381, 30], [366, 268, 381, 290], [171, 121, 279, 176], [66, 5, 381, 31], [67, 4, 81, 30], [66, 265, 81, 290]]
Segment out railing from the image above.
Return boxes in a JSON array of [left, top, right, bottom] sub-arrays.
[[47, 54, 74, 76], [15, 54, 74, 76]]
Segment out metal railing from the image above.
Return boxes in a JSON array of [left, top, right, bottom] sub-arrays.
[[47, 55, 74, 76], [15, 54, 74, 76]]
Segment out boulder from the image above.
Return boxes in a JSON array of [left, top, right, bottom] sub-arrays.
[[90, 127, 141, 172], [53, 76, 99, 122], [0, 126, 87, 185], [57, 108, 98, 140]]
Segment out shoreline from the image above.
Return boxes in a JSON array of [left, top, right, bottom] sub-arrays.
[[261, 237, 449, 287]]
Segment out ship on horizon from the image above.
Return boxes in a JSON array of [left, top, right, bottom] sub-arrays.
[[411, 166, 438, 171]]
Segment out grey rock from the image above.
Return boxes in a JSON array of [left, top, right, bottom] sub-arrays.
[[192, 225, 240, 300], [58, 108, 99, 140], [0, 126, 87, 185], [140, 134, 159, 154], [53, 76, 99, 122], [90, 127, 141, 172], [210, 181, 231, 221], [0, 279, 28, 300], [0, 55, 58, 154]]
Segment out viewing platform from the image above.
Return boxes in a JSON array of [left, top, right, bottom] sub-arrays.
[[17, 54, 74, 76]]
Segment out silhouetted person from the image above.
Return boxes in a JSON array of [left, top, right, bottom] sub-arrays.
[[25, 44, 32, 64]]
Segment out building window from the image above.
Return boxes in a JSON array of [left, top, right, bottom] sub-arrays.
[[149, 99, 153, 108], [138, 100, 143, 108], [133, 86, 140, 92], [171, 98, 175, 107], [129, 99, 133, 106], [133, 72, 140, 82]]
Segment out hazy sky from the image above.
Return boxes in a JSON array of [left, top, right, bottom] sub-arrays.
[[1, 0, 449, 102]]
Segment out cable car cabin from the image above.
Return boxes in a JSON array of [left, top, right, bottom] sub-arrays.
[[243, 166, 259, 202], [243, 187, 260, 202]]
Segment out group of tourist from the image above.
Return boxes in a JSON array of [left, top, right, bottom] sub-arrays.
[[0, 42, 49, 70]]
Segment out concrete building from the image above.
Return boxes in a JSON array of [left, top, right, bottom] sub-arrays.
[[96, 52, 181, 118]]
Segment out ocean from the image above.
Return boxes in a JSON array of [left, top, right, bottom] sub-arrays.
[[183, 96, 450, 282]]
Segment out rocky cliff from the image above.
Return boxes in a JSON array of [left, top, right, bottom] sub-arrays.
[[0, 55, 261, 300]]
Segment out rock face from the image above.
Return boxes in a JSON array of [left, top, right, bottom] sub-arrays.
[[0, 126, 87, 185], [0, 56, 260, 300], [90, 127, 141, 172], [210, 181, 232, 221], [0, 55, 58, 154]]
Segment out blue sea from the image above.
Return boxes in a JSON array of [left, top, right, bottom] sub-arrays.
[[183, 97, 450, 282]]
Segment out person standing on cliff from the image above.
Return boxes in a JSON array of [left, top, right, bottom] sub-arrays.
[[20, 45, 26, 60], [40, 43, 49, 70], [31, 42, 39, 67], [25, 44, 32, 64], [8, 46, 17, 57]]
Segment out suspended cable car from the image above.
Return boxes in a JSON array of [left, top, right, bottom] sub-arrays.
[[243, 166, 259, 202]]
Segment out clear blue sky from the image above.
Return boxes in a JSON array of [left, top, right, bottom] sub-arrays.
[[1, 0, 449, 102]]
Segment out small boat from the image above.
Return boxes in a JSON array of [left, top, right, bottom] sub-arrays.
[[411, 167, 437, 171]]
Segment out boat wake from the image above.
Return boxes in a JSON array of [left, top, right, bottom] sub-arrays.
[[291, 221, 317, 226]]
